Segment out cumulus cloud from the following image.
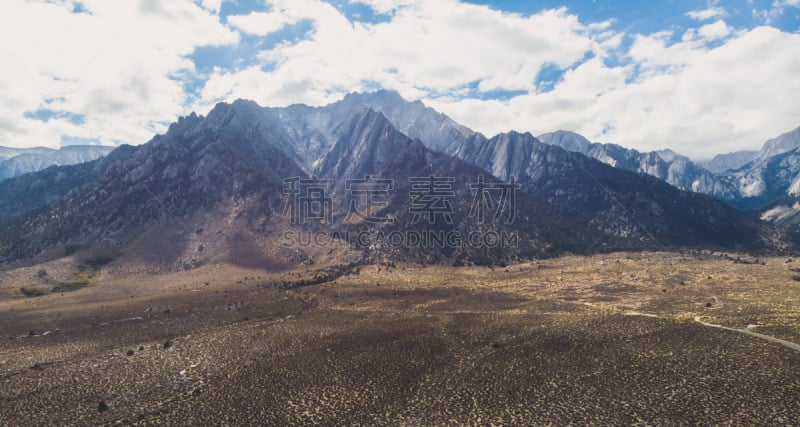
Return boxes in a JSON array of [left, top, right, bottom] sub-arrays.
[[199, 0, 224, 14], [0, 0, 237, 148], [686, 7, 726, 21], [349, 0, 421, 14], [196, 0, 604, 110], [192, 1, 800, 159], [227, 9, 298, 35], [432, 26, 800, 159], [1, 0, 798, 161], [698, 20, 732, 40], [750, 0, 800, 23]]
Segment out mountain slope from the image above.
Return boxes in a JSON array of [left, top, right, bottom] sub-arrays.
[[317, 108, 429, 183], [263, 95, 773, 250], [0, 145, 114, 180], [0, 104, 589, 267], [451, 131, 769, 249], [287, 92, 800, 221], [702, 150, 758, 173], [538, 131, 739, 201], [0, 94, 791, 266], [0, 145, 136, 218], [730, 147, 800, 210], [720, 128, 800, 211], [535, 128, 800, 217], [315, 110, 610, 263], [757, 127, 800, 161], [0, 146, 54, 161], [0, 111, 307, 266]]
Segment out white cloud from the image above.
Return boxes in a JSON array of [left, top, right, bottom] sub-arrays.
[[698, 20, 732, 40], [196, 0, 603, 110], [429, 26, 800, 159], [189, 1, 800, 160], [199, 0, 223, 14], [686, 7, 726, 21], [1, 0, 798, 162], [0, 0, 237, 148], [750, 0, 800, 24], [227, 9, 298, 35], [349, 0, 420, 14]]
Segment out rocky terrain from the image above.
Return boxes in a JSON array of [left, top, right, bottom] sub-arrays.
[[0, 145, 135, 218], [537, 128, 800, 216], [1, 252, 799, 425], [0, 145, 114, 181], [268, 91, 800, 222], [538, 130, 741, 201], [702, 150, 758, 173], [0, 106, 602, 267], [0, 93, 797, 427], [0, 92, 788, 269], [449, 130, 767, 248]]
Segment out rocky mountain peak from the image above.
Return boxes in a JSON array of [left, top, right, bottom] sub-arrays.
[[758, 127, 800, 160], [318, 108, 427, 182], [537, 130, 592, 153]]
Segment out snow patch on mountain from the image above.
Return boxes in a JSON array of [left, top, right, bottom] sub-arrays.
[[761, 202, 800, 223], [789, 174, 800, 197], [738, 173, 767, 198]]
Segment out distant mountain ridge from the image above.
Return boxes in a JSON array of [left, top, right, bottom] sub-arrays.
[[0, 104, 599, 266], [0, 91, 784, 267], [315, 93, 800, 229], [536, 131, 740, 202], [0, 145, 115, 180], [757, 127, 800, 161], [0, 146, 54, 161], [240, 91, 773, 248], [3, 95, 798, 220], [536, 129, 800, 217], [702, 151, 759, 173]]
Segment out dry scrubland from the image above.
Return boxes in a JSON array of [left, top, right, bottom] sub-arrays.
[[1, 252, 799, 425]]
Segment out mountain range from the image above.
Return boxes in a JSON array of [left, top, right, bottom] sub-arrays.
[[0, 145, 114, 180], [0, 91, 796, 268], [302, 91, 800, 218], [536, 127, 800, 216]]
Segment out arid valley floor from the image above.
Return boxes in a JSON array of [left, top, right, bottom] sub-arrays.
[[1, 252, 799, 425]]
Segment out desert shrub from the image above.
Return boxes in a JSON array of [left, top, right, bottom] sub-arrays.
[[792, 275, 800, 282], [52, 279, 89, 292], [20, 287, 46, 297]]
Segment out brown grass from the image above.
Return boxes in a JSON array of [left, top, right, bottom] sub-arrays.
[[0, 252, 798, 425]]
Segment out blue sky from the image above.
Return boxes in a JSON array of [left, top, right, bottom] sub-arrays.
[[1, 0, 798, 158], [190, 0, 798, 102], [468, 0, 799, 32]]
